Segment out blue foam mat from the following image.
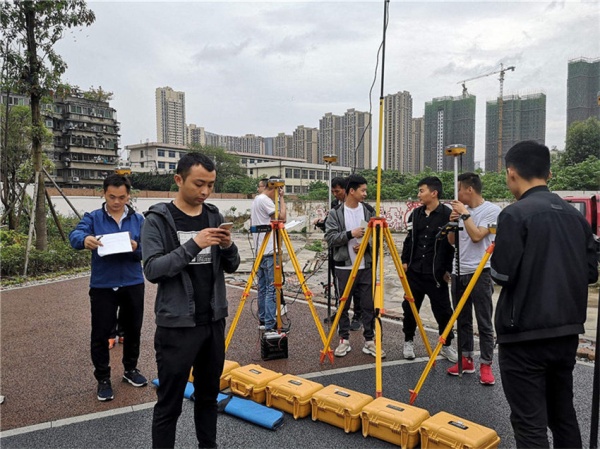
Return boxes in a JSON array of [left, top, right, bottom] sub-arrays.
[[151, 379, 284, 430]]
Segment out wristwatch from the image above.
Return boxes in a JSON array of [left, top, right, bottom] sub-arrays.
[[460, 213, 471, 221]]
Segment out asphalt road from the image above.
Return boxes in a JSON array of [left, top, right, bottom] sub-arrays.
[[0, 276, 597, 448]]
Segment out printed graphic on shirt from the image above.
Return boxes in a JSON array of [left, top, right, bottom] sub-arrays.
[[177, 231, 212, 264]]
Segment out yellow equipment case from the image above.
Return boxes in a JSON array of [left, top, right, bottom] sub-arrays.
[[420, 411, 501, 449], [361, 397, 430, 449], [220, 360, 241, 391], [265, 374, 324, 419], [229, 364, 283, 404], [310, 384, 373, 433]]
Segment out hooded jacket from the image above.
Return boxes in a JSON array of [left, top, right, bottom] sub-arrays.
[[69, 204, 144, 288], [141, 202, 240, 328], [325, 202, 375, 268]]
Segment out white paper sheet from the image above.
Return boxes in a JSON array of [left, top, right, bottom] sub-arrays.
[[96, 232, 133, 257]]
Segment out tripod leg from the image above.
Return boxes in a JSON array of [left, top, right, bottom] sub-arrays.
[[373, 222, 385, 397], [279, 229, 332, 359], [383, 227, 433, 358], [225, 230, 272, 352], [409, 243, 494, 405]]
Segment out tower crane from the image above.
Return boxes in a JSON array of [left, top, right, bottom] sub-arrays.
[[457, 63, 516, 171]]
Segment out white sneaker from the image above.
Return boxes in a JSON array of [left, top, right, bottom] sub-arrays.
[[403, 341, 415, 360], [334, 339, 351, 357], [440, 345, 458, 363], [362, 341, 386, 358]]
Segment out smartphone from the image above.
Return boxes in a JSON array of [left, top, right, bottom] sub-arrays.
[[219, 222, 234, 230]]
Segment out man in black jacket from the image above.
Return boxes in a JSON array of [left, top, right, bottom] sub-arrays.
[[401, 176, 457, 362], [142, 152, 240, 449], [491, 141, 598, 448]]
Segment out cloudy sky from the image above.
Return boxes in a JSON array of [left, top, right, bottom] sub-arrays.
[[55, 1, 599, 167]]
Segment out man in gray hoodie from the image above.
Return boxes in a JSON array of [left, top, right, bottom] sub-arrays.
[[142, 152, 240, 449]]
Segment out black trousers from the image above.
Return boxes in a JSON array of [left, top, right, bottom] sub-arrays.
[[499, 335, 581, 449], [402, 271, 454, 344], [152, 319, 225, 449], [89, 283, 144, 381], [335, 268, 374, 341]]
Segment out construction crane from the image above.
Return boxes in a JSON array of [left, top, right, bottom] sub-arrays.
[[457, 63, 516, 171]]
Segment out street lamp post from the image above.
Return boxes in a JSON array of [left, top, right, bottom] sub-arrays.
[[323, 154, 338, 324]]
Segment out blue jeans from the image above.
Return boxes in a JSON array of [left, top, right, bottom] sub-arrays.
[[257, 254, 277, 330], [451, 270, 495, 364]]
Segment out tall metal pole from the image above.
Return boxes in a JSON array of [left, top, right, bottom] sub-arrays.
[[375, 0, 389, 216]]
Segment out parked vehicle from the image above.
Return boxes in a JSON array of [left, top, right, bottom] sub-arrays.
[[564, 194, 600, 237]]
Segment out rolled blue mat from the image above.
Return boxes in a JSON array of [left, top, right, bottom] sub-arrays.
[[217, 392, 284, 431], [151, 379, 284, 430], [151, 379, 195, 400]]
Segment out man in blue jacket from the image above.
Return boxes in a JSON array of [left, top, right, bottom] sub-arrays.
[[491, 141, 598, 448], [69, 174, 147, 402], [142, 152, 240, 449]]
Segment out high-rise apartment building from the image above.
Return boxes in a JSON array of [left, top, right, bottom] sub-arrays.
[[274, 133, 293, 158], [156, 86, 186, 146], [485, 93, 546, 172], [567, 57, 600, 129], [187, 123, 206, 146], [317, 109, 371, 170], [292, 126, 318, 163], [384, 91, 412, 172], [424, 95, 476, 172], [410, 117, 424, 173]]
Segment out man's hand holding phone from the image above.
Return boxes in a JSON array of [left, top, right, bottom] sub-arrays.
[[218, 222, 233, 249]]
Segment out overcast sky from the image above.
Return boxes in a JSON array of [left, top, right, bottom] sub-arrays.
[[54, 1, 599, 167]]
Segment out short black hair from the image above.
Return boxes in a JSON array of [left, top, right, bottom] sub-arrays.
[[177, 152, 216, 180], [457, 172, 482, 194], [505, 140, 550, 181], [331, 176, 347, 189], [259, 178, 269, 186], [103, 174, 131, 193], [345, 174, 367, 194], [418, 176, 443, 198]]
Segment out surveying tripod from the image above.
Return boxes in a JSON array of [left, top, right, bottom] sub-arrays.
[[225, 179, 333, 363]]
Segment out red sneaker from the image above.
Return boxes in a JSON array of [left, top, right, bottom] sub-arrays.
[[108, 338, 116, 349], [480, 364, 495, 385], [447, 356, 475, 376], [117, 336, 124, 344]]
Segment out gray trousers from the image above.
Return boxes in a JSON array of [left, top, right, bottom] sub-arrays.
[[451, 269, 495, 364]]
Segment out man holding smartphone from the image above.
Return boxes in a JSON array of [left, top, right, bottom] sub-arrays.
[[142, 152, 240, 449]]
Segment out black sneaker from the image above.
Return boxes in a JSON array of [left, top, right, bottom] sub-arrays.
[[97, 379, 114, 401], [123, 369, 148, 387], [350, 319, 362, 331]]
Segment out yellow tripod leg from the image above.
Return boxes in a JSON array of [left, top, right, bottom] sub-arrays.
[[225, 229, 272, 352], [321, 226, 373, 363], [409, 243, 495, 404], [280, 229, 332, 361], [383, 226, 434, 358], [373, 220, 385, 397]]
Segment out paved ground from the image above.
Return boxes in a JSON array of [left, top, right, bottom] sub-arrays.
[[0, 232, 598, 448]]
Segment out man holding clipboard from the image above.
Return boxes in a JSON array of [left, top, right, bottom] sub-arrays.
[[69, 174, 147, 402]]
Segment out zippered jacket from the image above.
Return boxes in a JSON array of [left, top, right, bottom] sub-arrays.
[[401, 203, 455, 285], [141, 202, 240, 328], [491, 186, 598, 343], [69, 204, 144, 288], [325, 203, 375, 268]]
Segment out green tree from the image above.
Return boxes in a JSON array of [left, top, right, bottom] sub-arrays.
[[550, 156, 600, 191], [130, 172, 175, 191], [1, 0, 95, 250], [0, 105, 33, 230], [562, 117, 600, 166], [222, 176, 258, 195], [188, 144, 245, 193], [306, 180, 328, 200]]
